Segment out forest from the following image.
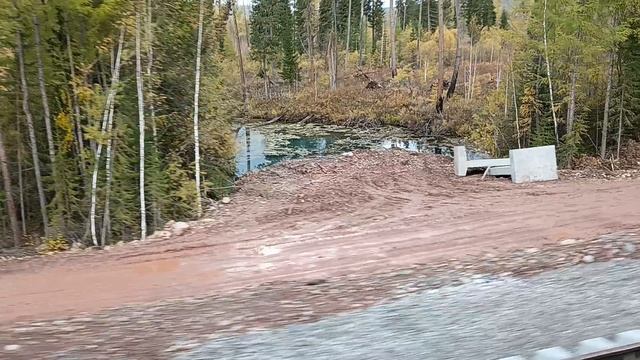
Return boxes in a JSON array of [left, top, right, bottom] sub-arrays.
[[0, 0, 639, 248]]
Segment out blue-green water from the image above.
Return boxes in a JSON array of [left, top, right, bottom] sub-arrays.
[[235, 123, 453, 177]]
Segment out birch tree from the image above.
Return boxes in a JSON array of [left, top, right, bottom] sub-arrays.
[[89, 27, 125, 246], [600, 53, 614, 158], [33, 15, 55, 164], [389, 0, 397, 78], [193, 0, 205, 217], [542, 0, 559, 144], [447, 0, 463, 98], [16, 30, 50, 237], [135, 8, 147, 240], [0, 129, 20, 246], [435, 0, 444, 114]]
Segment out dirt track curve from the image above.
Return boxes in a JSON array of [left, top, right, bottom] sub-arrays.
[[1, 150, 639, 326]]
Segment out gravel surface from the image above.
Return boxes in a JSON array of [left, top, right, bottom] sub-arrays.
[[179, 260, 640, 360]]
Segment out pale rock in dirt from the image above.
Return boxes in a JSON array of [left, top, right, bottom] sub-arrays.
[[582, 255, 595, 263], [560, 239, 578, 246], [342, 151, 354, 157], [164, 340, 200, 353], [258, 245, 281, 256], [171, 222, 191, 236], [4, 344, 20, 351], [69, 242, 85, 252], [624, 243, 636, 254], [221, 197, 231, 204], [150, 230, 172, 240]]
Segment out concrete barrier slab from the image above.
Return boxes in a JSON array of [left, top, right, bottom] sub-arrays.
[[509, 145, 558, 184]]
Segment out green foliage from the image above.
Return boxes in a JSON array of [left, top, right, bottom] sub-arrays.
[[558, 118, 587, 167], [251, 0, 299, 84], [499, 9, 509, 30], [365, 0, 384, 53], [462, 0, 496, 42]]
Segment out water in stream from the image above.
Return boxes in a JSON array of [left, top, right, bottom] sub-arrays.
[[235, 122, 453, 177]]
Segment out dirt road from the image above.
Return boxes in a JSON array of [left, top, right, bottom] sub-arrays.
[[1, 150, 639, 326]]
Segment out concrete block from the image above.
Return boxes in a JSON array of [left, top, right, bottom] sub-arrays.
[[454, 145, 510, 177], [453, 146, 467, 176], [509, 145, 558, 184], [531, 347, 573, 360], [575, 337, 617, 355], [488, 165, 511, 177], [615, 330, 640, 347]]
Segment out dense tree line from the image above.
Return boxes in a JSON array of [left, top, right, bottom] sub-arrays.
[[0, 0, 238, 247]]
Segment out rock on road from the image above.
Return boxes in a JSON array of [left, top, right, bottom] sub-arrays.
[[179, 260, 640, 360]]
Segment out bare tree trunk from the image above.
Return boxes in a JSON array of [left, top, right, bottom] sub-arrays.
[[504, 71, 509, 123], [358, 0, 365, 66], [64, 16, 87, 175], [512, 72, 521, 149], [426, 0, 431, 32], [193, 0, 205, 217], [89, 27, 125, 246], [135, 9, 147, 240], [417, 0, 422, 69], [232, 4, 249, 115], [328, 33, 338, 90], [33, 15, 55, 164], [243, 7, 251, 50], [145, 0, 157, 144], [16, 31, 50, 238], [616, 87, 624, 160], [101, 95, 116, 247], [447, 0, 462, 98], [345, 0, 352, 72], [0, 128, 21, 247], [329, 0, 338, 90], [389, 0, 397, 78], [380, 15, 385, 64], [542, 0, 559, 144], [402, 0, 407, 30], [566, 58, 578, 135], [16, 119, 26, 235], [307, 1, 318, 99], [435, 0, 444, 114], [600, 52, 614, 159]]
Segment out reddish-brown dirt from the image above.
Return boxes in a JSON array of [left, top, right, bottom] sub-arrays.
[[1, 150, 639, 327]]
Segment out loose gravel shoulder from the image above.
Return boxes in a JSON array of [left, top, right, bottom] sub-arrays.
[[179, 260, 640, 360]]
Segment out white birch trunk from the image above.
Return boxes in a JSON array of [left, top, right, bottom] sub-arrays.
[[136, 10, 147, 240], [345, 0, 352, 71], [65, 17, 87, 174], [436, 0, 444, 114], [389, 0, 397, 78], [232, 4, 248, 115], [16, 31, 50, 237], [358, 0, 365, 66], [416, 0, 422, 69], [0, 128, 21, 247], [512, 72, 521, 148], [89, 27, 125, 246], [193, 0, 205, 217], [542, 0, 559, 144], [600, 53, 614, 159], [100, 95, 116, 247], [616, 87, 624, 160], [33, 15, 55, 164]]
